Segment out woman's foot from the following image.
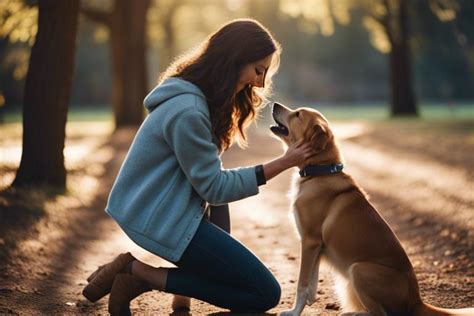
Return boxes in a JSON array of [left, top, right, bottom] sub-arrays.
[[86, 264, 104, 282], [108, 273, 151, 316], [82, 252, 136, 302], [172, 295, 191, 313]]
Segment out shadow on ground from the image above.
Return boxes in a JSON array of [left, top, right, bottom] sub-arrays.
[[0, 127, 136, 314]]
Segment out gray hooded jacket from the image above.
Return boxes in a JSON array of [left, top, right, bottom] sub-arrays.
[[105, 77, 259, 262]]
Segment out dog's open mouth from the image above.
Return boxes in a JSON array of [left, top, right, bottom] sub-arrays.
[[270, 118, 289, 136]]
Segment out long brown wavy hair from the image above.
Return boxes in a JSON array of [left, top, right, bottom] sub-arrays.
[[159, 19, 281, 152]]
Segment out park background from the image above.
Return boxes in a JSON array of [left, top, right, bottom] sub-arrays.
[[1, 0, 473, 314]]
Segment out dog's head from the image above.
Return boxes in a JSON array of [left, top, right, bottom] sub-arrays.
[[270, 102, 339, 163]]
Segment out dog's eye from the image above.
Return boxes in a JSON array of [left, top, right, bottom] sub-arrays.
[[295, 112, 300, 117]]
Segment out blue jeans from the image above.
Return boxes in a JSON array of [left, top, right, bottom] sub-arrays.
[[165, 204, 281, 312]]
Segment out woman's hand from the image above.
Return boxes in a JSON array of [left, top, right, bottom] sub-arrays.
[[281, 140, 314, 168], [261, 141, 313, 183]]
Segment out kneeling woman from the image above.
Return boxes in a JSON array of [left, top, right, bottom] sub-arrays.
[[83, 19, 313, 315]]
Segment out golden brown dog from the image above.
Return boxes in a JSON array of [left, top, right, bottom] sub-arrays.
[[270, 102, 473, 316]]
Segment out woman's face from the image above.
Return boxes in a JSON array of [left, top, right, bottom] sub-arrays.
[[236, 54, 274, 93]]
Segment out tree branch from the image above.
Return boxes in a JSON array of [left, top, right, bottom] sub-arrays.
[[368, 11, 388, 29], [80, 6, 111, 27], [378, 0, 394, 44]]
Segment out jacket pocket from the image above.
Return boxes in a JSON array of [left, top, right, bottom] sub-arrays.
[[142, 171, 182, 240]]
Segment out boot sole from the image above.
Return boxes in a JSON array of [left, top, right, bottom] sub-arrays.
[[82, 281, 109, 302]]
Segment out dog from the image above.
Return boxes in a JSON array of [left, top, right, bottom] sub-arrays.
[[269, 102, 474, 316]]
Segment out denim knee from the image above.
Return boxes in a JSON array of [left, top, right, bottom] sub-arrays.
[[237, 274, 281, 312], [250, 273, 281, 311], [262, 275, 281, 310]]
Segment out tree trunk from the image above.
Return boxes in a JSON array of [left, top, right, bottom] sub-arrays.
[[388, 0, 418, 116], [110, 0, 150, 127], [0, 38, 7, 124], [12, 0, 79, 189], [161, 4, 178, 72]]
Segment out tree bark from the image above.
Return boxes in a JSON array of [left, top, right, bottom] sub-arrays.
[[81, 0, 150, 128], [387, 0, 418, 116], [12, 0, 80, 189], [160, 1, 180, 72], [110, 0, 150, 127]]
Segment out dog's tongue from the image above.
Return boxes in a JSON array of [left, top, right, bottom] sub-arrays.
[[270, 124, 289, 136]]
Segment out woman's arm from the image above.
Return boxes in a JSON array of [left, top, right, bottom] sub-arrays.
[[163, 108, 260, 205]]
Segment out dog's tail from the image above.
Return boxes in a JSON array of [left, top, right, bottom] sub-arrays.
[[413, 302, 474, 316]]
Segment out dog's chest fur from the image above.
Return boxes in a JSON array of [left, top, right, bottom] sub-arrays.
[[291, 174, 348, 232], [290, 173, 365, 278]]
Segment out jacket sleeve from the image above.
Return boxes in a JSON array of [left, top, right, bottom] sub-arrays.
[[162, 108, 259, 205]]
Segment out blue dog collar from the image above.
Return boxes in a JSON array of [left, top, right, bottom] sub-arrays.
[[299, 163, 344, 177]]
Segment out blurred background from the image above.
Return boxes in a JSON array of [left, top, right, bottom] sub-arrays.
[[1, 1, 473, 313], [1, 0, 473, 125], [1, 0, 474, 192]]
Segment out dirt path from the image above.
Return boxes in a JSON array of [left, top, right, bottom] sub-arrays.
[[0, 120, 472, 315]]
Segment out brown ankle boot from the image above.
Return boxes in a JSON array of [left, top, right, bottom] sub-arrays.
[[82, 252, 135, 302], [108, 273, 151, 316], [86, 264, 104, 282]]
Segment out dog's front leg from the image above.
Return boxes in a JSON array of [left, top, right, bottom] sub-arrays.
[[281, 240, 322, 316], [307, 251, 321, 305]]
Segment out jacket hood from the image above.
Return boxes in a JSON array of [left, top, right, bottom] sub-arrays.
[[143, 77, 206, 112]]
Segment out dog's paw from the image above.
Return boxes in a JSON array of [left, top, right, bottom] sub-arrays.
[[307, 287, 317, 305], [280, 310, 297, 316], [306, 296, 316, 306]]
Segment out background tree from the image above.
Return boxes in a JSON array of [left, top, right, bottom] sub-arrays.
[[81, 0, 151, 128], [0, 0, 38, 124], [12, 0, 80, 189], [1, 0, 472, 118], [279, 0, 472, 116], [381, 0, 417, 116], [411, 0, 474, 101], [280, 0, 418, 116], [147, 0, 238, 74], [148, 0, 183, 73]]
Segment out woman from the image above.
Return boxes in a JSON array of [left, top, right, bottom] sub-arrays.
[[83, 19, 313, 315]]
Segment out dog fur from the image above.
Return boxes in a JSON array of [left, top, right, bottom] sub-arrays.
[[270, 102, 473, 316]]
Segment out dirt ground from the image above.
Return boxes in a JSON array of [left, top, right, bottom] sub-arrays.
[[0, 118, 473, 315]]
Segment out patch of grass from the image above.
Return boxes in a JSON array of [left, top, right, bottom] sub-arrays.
[[66, 106, 113, 122], [3, 105, 113, 123], [3, 102, 474, 124], [262, 100, 474, 121], [320, 104, 474, 121]]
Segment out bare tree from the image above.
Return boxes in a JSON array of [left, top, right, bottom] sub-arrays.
[[280, 0, 418, 116], [377, 0, 417, 116], [13, 0, 80, 189], [81, 0, 151, 128]]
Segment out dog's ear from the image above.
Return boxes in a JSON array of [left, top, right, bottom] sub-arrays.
[[310, 124, 332, 153]]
